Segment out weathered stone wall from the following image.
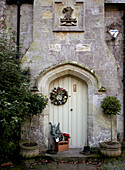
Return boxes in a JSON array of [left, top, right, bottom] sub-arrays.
[[0, 0, 6, 17], [21, 0, 122, 150], [1, 0, 124, 151], [5, 3, 33, 57], [105, 4, 124, 139]]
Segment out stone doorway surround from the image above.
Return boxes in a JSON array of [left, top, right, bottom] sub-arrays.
[[36, 62, 103, 150]]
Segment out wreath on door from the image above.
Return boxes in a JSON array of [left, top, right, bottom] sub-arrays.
[[50, 87, 68, 105]]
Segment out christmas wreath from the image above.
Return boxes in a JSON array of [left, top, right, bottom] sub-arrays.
[[50, 87, 68, 105]]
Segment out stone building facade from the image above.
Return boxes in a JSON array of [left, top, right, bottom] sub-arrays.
[[0, 0, 125, 151]]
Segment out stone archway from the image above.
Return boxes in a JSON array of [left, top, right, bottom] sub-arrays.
[[37, 62, 101, 149]]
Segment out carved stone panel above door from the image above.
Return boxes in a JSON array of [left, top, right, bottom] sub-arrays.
[[53, 1, 85, 32]]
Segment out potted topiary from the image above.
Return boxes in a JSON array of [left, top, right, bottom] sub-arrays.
[[19, 93, 48, 158], [100, 96, 121, 157]]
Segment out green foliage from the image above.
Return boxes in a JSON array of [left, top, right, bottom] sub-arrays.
[[0, 18, 26, 162], [101, 96, 121, 115], [101, 96, 121, 142], [23, 92, 48, 145], [0, 18, 47, 162], [24, 93, 48, 118]]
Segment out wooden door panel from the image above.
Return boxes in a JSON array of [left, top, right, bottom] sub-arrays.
[[49, 76, 87, 148]]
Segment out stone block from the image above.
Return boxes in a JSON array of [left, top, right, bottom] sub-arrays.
[[42, 11, 52, 18], [49, 44, 61, 52], [76, 44, 91, 51], [57, 32, 69, 40]]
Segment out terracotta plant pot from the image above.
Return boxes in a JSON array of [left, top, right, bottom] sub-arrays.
[[100, 141, 121, 157], [19, 141, 39, 158]]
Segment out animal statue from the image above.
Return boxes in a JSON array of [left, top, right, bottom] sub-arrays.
[[49, 122, 62, 141], [62, 7, 73, 19]]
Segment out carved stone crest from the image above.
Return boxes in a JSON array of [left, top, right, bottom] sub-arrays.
[[60, 7, 77, 26], [53, 1, 85, 32]]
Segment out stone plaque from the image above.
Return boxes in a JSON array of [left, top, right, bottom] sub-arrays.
[[49, 44, 61, 51], [76, 44, 91, 51], [60, 7, 77, 26], [53, 1, 85, 32]]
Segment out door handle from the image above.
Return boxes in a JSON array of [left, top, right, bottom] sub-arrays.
[[70, 108, 73, 111]]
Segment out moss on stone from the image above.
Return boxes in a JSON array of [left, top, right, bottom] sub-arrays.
[[29, 42, 36, 51], [36, 61, 101, 89], [21, 56, 27, 63]]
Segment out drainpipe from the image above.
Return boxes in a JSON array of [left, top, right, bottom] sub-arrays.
[[123, 11, 125, 141], [16, 0, 21, 59]]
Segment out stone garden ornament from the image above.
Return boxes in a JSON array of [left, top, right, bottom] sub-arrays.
[[49, 122, 62, 142], [47, 122, 62, 153]]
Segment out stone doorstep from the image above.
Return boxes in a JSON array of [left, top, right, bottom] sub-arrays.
[[20, 149, 102, 170], [38, 148, 101, 162]]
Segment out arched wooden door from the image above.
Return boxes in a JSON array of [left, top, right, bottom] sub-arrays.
[[49, 76, 88, 148]]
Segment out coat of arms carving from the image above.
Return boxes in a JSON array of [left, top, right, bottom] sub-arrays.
[[53, 1, 85, 32], [60, 7, 77, 26]]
